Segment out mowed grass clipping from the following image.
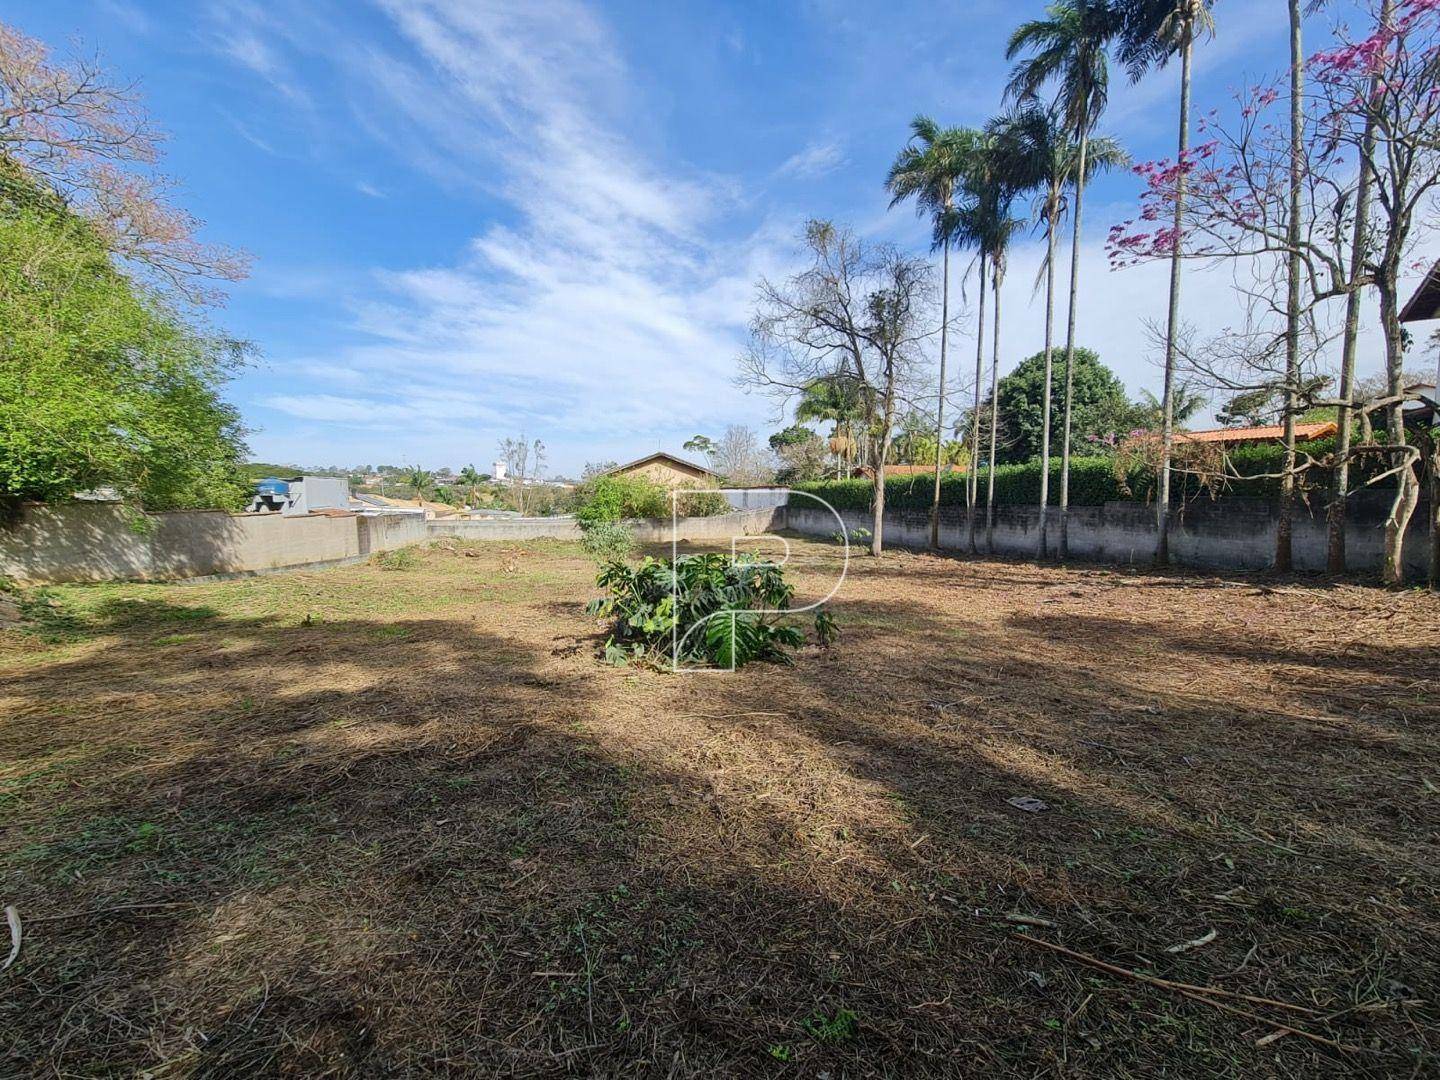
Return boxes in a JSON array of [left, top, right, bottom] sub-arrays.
[[1, 537, 1437, 1077]]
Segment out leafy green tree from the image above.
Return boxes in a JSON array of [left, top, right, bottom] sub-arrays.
[[458, 464, 485, 506], [991, 348, 1136, 463], [682, 435, 715, 458], [767, 425, 814, 450], [0, 180, 249, 512]]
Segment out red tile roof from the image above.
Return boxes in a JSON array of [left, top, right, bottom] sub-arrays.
[[1173, 421, 1337, 444], [859, 464, 967, 478]]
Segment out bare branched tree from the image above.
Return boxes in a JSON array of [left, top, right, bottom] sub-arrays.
[[737, 220, 937, 555], [498, 436, 545, 515], [709, 425, 775, 487]]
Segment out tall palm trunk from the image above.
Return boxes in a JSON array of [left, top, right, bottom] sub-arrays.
[[1058, 126, 1090, 561], [1277, 0, 1303, 573], [986, 262, 1004, 551], [929, 239, 951, 548], [1156, 14, 1195, 566], [1037, 197, 1059, 559], [967, 254, 988, 553]]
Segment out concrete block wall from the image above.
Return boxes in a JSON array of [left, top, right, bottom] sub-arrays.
[[0, 503, 428, 584], [784, 496, 1432, 579]]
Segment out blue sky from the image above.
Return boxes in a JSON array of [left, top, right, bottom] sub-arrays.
[[15, 0, 1429, 476]]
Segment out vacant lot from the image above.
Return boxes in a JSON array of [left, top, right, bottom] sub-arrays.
[[1, 537, 1437, 1077]]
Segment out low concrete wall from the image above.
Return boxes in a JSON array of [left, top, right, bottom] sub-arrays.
[[0, 503, 429, 584], [785, 494, 1432, 578], [0, 504, 790, 584], [425, 507, 784, 545]]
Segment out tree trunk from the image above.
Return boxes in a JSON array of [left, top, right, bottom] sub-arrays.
[[1277, 0, 1303, 573], [1156, 20, 1195, 566], [929, 240, 951, 549], [1058, 128, 1090, 561], [873, 361, 899, 558], [1380, 279, 1418, 584], [1329, 120, 1380, 574], [967, 255, 988, 554], [1037, 201, 1058, 560], [986, 262, 1003, 552]]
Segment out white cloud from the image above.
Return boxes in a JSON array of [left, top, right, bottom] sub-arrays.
[[776, 139, 847, 181], [224, 0, 792, 471]]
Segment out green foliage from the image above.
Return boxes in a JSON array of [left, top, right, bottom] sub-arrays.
[[583, 554, 834, 669], [0, 174, 250, 511], [768, 424, 815, 450], [375, 548, 419, 571], [992, 348, 1142, 464], [803, 1008, 858, 1043], [578, 520, 635, 564], [794, 433, 1394, 512], [574, 474, 669, 524], [573, 474, 728, 523]]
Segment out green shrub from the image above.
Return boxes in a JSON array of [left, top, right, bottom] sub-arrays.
[[584, 553, 835, 668], [674, 489, 731, 517], [573, 474, 669, 524], [791, 437, 1389, 511], [374, 547, 419, 571], [578, 520, 635, 563], [573, 473, 731, 523]]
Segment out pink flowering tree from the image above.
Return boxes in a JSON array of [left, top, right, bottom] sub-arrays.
[[1108, 0, 1440, 583], [0, 21, 248, 303]]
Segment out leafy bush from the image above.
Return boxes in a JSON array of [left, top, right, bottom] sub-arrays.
[[578, 520, 635, 563], [573, 473, 731, 523], [584, 553, 836, 668], [573, 474, 669, 523], [374, 547, 419, 571], [674, 489, 731, 517]]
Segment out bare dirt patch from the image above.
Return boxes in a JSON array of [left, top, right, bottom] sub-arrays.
[[1, 537, 1436, 1077]]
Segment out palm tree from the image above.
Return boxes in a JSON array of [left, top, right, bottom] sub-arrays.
[[973, 111, 1056, 552], [458, 464, 484, 507], [1113, 0, 1216, 564], [796, 375, 865, 478], [886, 117, 978, 548], [999, 104, 1126, 557], [405, 466, 434, 501], [1007, 0, 1122, 562]]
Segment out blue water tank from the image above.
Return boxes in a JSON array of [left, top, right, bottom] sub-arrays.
[[255, 477, 289, 497]]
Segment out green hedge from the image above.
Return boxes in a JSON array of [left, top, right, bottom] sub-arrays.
[[791, 437, 1398, 512]]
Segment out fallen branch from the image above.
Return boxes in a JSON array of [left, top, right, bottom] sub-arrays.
[[1012, 933, 1372, 1056], [3, 906, 20, 970], [1011, 933, 1320, 1016]]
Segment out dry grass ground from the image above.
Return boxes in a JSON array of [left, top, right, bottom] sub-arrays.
[[1, 536, 1437, 1078]]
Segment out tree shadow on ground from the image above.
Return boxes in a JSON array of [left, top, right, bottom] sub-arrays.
[[0, 561, 1434, 1078]]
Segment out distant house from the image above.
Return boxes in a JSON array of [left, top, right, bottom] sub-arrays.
[[248, 475, 352, 516], [604, 452, 721, 488], [350, 493, 463, 519], [1400, 257, 1440, 323]]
